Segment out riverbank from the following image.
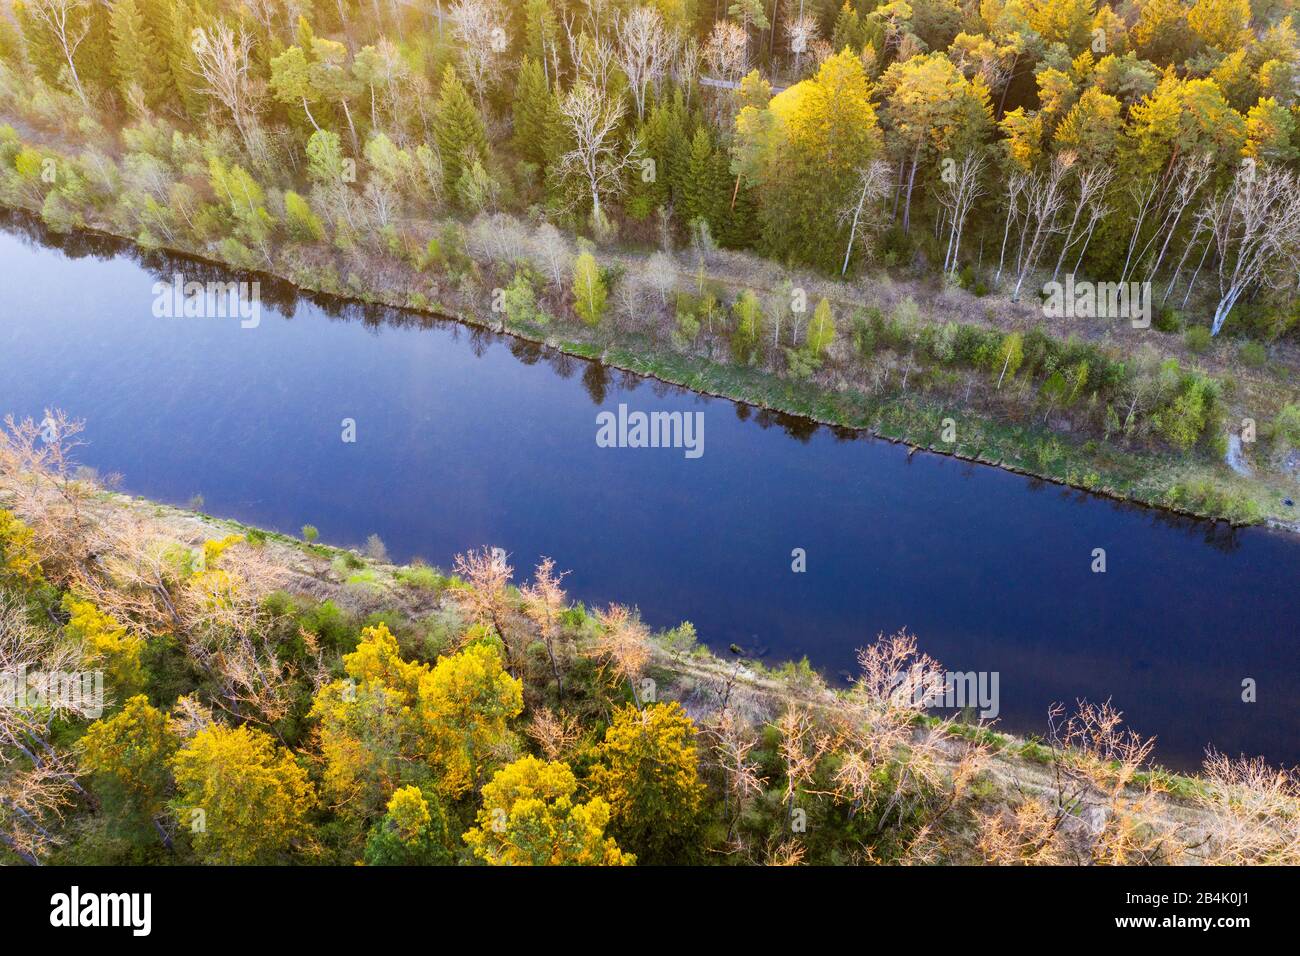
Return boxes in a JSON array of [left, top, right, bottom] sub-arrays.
[[4, 471, 1280, 865], [2, 200, 1296, 537]]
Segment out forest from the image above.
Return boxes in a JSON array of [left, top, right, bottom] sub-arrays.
[[0, 0, 1297, 523], [0, 0, 1299, 867], [1, 411, 1297, 866]]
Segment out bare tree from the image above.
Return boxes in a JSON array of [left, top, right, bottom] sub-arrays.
[[995, 170, 1028, 284], [530, 222, 573, 290], [190, 21, 263, 153], [710, 710, 766, 848], [838, 160, 892, 276], [785, 12, 819, 79], [987, 700, 1178, 865], [703, 20, 749, 83], [0, 591, 86, 864], [449, 0, 506, 115], [1204, 163, 1300, 335], [450, 546, 515, 662], [519, 557, 569, 698], [774, 704, 832, 834], [1196, 751, 1300, 864], [22, 0, 91, 104], [937, 152, 988, 276], [675, 36, 701, 103], [615, 5, 675, 122], [1137, 153, 1212, 286], [562, 17, 618, 90], [642, 250, 677, 306], [1010, 154, 1073, 301], [588, 604, 651, 707], [526, 706, 582, 760], [556, 82, 639, 229], [1052, 162, 1113, 283]]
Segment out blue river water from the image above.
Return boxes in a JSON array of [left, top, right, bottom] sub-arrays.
[[1, 216, 1296, 769]]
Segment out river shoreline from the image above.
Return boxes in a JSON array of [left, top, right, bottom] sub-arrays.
[[4, 206, 1295, 538]]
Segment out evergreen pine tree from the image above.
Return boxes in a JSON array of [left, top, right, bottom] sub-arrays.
[[109, 0, 167, 111], [512, 56, 561, 170], [434, 65, 489, 199]]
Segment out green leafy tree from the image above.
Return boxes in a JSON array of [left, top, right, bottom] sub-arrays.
[[683, 126, 732, 237], [994, 331, 1025, 387], [309, 37, 364, 153], [572, 251, 607, 325], [363, 785, 453, 865], [806, 297, 837, 358], [270, 45, 324, 132], [108, 0, 167, 111], [513, 56, 562, 171], [731, 288, 765, 364], [284, 190, 324, 242]]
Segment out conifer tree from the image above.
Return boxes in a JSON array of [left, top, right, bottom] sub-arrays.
[[512, 55, 561, 170], [433, 64, 489, 200], [109, 0, 166, 111]]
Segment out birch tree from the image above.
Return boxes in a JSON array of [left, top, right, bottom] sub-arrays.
[[556, 82, 639, 229], [1051, 162, 1114, 283], [22, 0, 92, 105], [1205, 164, 1300, 335], [190, 22, 262, 153], [616, 5, 674, 122], [937, 152, 987, 276], [449, 0, 507, 115], [1010, 153, 1073, 300], [703, 20, 748, 83], [838, 160, 892, 275]]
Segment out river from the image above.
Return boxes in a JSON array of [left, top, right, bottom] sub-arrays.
[[2, 214, 1296, 769]]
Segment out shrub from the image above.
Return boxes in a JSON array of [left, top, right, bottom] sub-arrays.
[[1238, 341, 1267, 367], [1270, 404, 1300, 452], [284, 191, 324, 242], [1184, 326, 1212, 354], [1154, 305, 1181, 333], [501, 271, 541, 325]]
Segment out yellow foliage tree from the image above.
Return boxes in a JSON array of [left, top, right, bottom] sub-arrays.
[[463, 755, 634, 865], [170, 723, 315, 864], [62, 593, 145, 697], [1188, 0, 1253, 52], [0, 508, 43, 586], [416, 642, 523, 798], [78, 694, 178, 819], [591, 701, 705, 864], [309, 622, 428, 815]]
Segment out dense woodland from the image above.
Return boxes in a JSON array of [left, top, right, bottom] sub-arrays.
[[0, 0, 1298, 866], [1, 0, 1299, 522], [1, 412, 1298, 866]]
